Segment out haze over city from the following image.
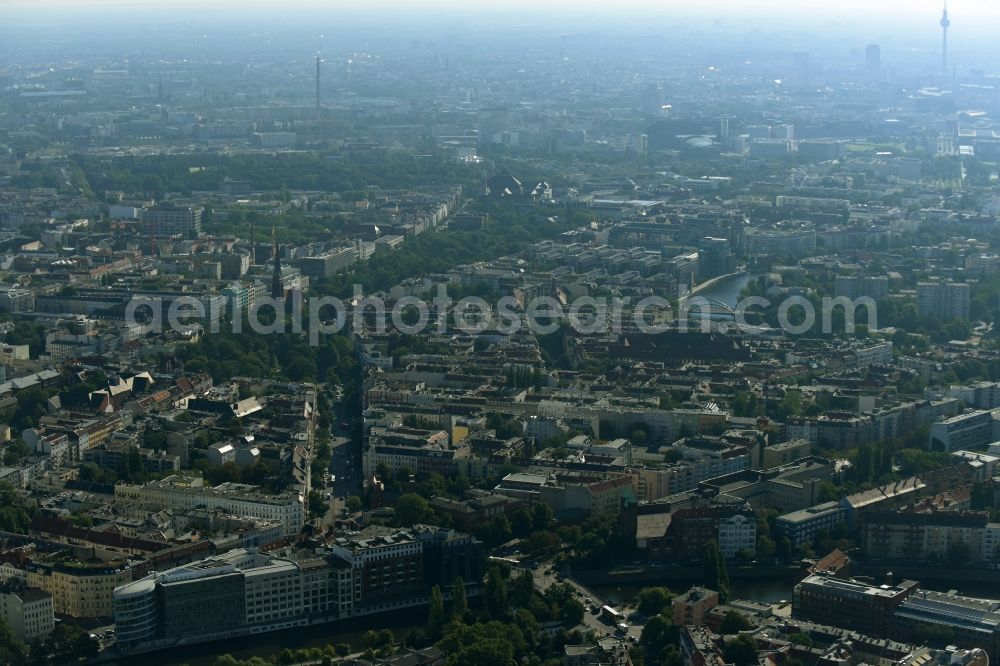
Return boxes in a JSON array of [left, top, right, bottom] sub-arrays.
[[1, 1, 1000, 666]]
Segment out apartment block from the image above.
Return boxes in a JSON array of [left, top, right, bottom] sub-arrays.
[[776, 501, 847, 547], [631, 503, 756, 561], [296, 247, 357, 279], [672, 587, 720, 627], [834, 275, 889, 301], [762, 439, 812, 469], [24, 559, 134, 618], [0, 585, 54, 642], [929, 410, 1000, 453], [861, 510, 1000, 564], [143, 206, 204, 237], [114, 476, 304, 537], [948, 382, 1000, 410], [917, 282, 970, 321]]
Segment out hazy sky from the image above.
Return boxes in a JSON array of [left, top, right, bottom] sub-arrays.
[[5, 0, 997, 64], [1, 0, 995, 80], [3, 0, 995, 16]]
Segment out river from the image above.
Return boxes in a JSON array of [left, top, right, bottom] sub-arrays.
[[693, 272, 761, 309]]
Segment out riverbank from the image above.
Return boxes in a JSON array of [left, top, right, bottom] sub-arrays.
[[688, 270, 749, 298], [96, 607, 425, 666]]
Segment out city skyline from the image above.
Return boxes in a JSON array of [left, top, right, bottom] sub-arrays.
[[4, 0, 998, 23], [2, 0, 1000, 664]]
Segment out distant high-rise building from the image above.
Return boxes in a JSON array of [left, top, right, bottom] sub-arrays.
[[222, 179, 251, 197], [143, 205, 203, 237], [315, 55, 322, 114], [917, 281, 969, 320], [297, 247, 357, 279], [865, 44, 881, 77], [940, 1, 951, 76], [640, 83, 663, 116], [744, 228, 816, 258], [835, 275, 889, 301], [477, 108, 511, 145], [252, 132, 296, 148], [748, 139, 791, 159], [928, 409, 995, 452], [698, 237, 735, 279]]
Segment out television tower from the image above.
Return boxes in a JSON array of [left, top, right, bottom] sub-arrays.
[[940, 1, 951, 76], [315, 55, 321, 114], [271, 226, 284, 300]]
